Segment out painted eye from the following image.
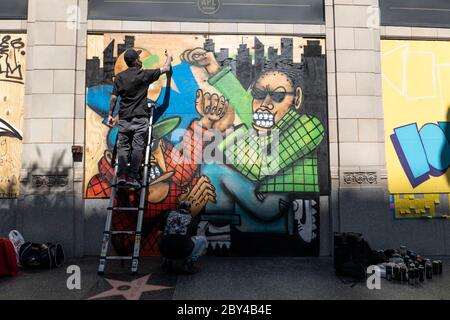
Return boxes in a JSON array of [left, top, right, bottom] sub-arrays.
[[270, 92, 286, 103], [150, 140, 159, 152], [251, 87, 267, 100]]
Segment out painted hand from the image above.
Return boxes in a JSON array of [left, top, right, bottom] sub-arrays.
[[178, 175, 216, 217], [181, 48, 220, 74], [107, 115, 118, 128], [195, 89, 235, 132]]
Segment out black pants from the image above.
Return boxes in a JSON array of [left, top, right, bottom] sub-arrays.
[[117, 116, 149, 179]]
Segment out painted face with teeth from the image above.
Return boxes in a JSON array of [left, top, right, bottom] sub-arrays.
[[251, 70, 303, 132]]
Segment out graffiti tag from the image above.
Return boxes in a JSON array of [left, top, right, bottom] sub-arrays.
[[391, 122, 450, 187], [0, 35, 26, 84]]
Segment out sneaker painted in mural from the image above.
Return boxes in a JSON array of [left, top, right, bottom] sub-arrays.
[[204, 224, 231, 240], [198, 222, 231, 250], [293, 200, 317, 243]]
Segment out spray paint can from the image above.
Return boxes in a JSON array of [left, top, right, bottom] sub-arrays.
[[401, 265, 408, 282], [416, 256, 423, 268], [386, 264, 393, 281], [419, 258, 426, 267], [400, 245, 407, 257], [432, 261, 439, 275], [408, 251, 417, 260], [393, 265, 400, 281], [426, 260, 433, 279], [418, 265, 425, 282], [408, 267, 415, 286], [391, 254, 403, 264]]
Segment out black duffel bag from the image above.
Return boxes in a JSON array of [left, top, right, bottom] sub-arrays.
[[334, 232, 376, 278], [19, 242, 65, 269]]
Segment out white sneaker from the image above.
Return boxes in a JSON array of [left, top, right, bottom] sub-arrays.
[[9, 230, 25, 265]]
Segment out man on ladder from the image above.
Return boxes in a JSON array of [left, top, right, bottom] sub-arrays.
[[107, 48, 173, 188], [98, 48, 173, 275]]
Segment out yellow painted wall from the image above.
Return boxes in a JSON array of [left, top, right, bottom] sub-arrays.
[[381, 40, 450, 194]]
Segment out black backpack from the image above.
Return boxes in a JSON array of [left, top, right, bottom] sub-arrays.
[[19, 242, 65, 269], [334, 232, 376, 278]]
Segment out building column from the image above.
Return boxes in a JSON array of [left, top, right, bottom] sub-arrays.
[[21, 0, 87, 257], [328, 0, 388, 244], [333, 0, 385, 186]]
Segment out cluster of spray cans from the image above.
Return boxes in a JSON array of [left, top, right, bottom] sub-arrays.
[[379, 246, 443, 286]]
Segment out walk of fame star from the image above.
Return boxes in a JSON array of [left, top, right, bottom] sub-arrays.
[[88, 274, 172, 300]]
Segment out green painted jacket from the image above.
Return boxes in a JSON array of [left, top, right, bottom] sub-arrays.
[[210, 66, 325, 193]]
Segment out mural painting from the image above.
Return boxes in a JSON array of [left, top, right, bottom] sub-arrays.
[[85, 34, 329, 256], [382, 40, 450, 193], [0, 34, 26, 199], [389, 194, 450, 219], [381, 40, 450, 219]]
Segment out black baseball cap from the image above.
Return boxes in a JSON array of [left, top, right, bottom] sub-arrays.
[[124, 48, 142, 64]]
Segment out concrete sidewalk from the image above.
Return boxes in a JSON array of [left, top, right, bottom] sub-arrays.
[[0, 257, 449, 300]]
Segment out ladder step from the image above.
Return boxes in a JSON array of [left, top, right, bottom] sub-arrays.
[[108, 231, 136, 235], [112, 184, 145, 189], [107, 207, 142, 211], [105, 256, 133, 260]]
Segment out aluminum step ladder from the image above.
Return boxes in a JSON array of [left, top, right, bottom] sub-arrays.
[[98, 106, 154, 275]]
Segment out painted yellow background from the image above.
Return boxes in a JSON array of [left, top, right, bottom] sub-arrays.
[[381, 40, 450, 194]]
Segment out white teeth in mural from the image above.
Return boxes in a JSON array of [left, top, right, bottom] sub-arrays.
[[293, 199, 318, 243], [148, 166, 162, 181], [253, 112, 274, 128]]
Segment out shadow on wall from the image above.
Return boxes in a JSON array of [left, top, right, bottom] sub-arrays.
[[338, 188, 449, 256], [21, 146, 70, 195], [83, 197, 109, 256], [7, 146, 77, 256]]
